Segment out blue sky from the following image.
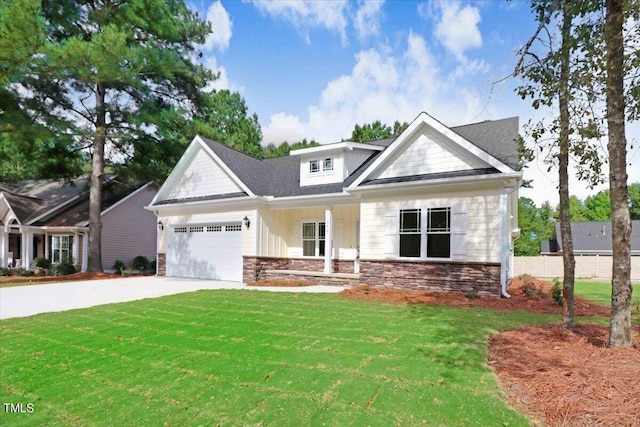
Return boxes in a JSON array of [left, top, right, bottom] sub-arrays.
[[186, 0, 639, 207]]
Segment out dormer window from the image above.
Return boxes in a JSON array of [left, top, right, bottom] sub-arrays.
[[310, 160, 320, 173], [323, 158, 333, 171]]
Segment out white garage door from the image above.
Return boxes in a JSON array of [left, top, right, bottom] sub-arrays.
[[167, 223, 243, 281]]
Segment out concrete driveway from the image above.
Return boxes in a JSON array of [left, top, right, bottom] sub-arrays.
[[0, 276, 346, 320]]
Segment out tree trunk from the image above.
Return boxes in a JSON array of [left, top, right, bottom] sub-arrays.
[[605, 0, 632, 347], [87, 83, 106, 272], [559, 2, 575, 330]]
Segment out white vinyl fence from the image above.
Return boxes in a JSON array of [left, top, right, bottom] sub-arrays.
[[513, 255, 640, 281]]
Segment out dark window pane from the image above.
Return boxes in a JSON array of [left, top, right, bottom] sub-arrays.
[[427, 233, 450, 258], [303, 223, 315, 239], [428, 208, 450, 231], [399, 234, 421, 257], [400, 209, 420, 232], [319, 222, 325, 239], [319, 240, 325, 257], [303, 240, 316, 256]]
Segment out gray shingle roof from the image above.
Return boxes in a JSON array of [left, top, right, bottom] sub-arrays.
[[193, 116, 519, 200], [1, 176, 146, 226], [553, 220, 640, 253], [451, 117, 520, 170]]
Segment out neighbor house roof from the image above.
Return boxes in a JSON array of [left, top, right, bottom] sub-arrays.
[[546, 220, 640, 254], [188, 116, 520, 200], [1, 175, 149, 226]]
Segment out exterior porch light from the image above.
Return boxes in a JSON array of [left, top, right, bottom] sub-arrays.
[[243, 216, 250, 230], [157, 220, 164, 230]]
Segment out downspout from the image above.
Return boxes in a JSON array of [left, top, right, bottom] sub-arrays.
[[499, 186, 519, 298]]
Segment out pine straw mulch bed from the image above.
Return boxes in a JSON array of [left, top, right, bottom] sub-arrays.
[[341, 278, 640, 427], [248, 279, 318, 287], [0, 271, 126, 287]]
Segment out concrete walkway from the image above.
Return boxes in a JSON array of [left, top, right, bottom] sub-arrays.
[[0, 276, 347, 320]]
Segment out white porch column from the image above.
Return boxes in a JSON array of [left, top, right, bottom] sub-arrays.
[[72, 232, 80, 265], [324, 206, 333, 274], [0, 225, 6, 268], [20, 230, 30, 269], [82, 233, 88, 272], [24, 229, 34, 269]]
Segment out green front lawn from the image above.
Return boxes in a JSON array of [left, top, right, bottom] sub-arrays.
[[1, 290, 558, 426]]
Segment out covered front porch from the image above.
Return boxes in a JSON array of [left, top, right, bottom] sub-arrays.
[[244, 202, 361, 285], [0, 220, 89, 271]]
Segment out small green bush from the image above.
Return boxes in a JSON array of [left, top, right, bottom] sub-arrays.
[[521, 275, 545, 299], [133, 255, 149, 273], [0, 267, 11, 276], [113, 260, 126, 274], [551, 278, 563, 306], [53, 258, 76, 276], [33, 257, 52, 269]]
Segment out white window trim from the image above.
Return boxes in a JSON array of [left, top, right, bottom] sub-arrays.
[[51, 235, 72, 263], [323, 158, 333, 171], [301, 221, 326, 257], [396, 207, 452, 261], [309, 160, 320, 173]]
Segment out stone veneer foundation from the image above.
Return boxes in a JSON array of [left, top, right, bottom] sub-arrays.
[[243, 256, 502, 297], [156, 253, 166, 276]]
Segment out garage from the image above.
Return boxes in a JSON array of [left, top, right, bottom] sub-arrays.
[[166, 222, 243, 281]]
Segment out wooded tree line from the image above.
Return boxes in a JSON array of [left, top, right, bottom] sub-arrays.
[[516, 183, 640, 256]]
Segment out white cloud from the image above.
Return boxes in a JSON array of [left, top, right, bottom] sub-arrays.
[[353, 0, 384, 41], [203, 0, 233, 52], [262, 32, 491, 145], [249, 0, 348, 43], [433, 2, 482, 62], [202, 56, 230, 92]]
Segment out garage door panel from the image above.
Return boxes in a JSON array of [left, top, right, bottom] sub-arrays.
[[167, 223, 242, 281]]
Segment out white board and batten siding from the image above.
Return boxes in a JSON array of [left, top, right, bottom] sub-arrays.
[[360, 191, 501, 263], [165, 147, 242, 200], [377, 130, 490, 180], [101, 186, 158, 271]]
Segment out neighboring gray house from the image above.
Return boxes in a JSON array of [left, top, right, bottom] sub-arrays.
[[148, 112, 522, 297], [0, 176, 157, 271], [541, 220, 640, 256]]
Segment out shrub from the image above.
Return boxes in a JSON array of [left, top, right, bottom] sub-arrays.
[[0, 267, 11, 276], [521, 275, 545, 299], [113, 260, 126, 274], [33, 257, 52, 269], [133, 255, 150, 273], [53, 258, 76, 276], [551, 278, 563, 306]]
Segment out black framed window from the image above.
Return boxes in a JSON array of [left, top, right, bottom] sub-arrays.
[[399, 209, 421, 257], [426, 208, 450, 258]]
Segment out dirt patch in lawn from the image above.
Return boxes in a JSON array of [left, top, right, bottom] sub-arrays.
[[341, 278, 640, 426]]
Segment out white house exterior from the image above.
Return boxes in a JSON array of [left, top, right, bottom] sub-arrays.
[[148, 112, 521, 297]]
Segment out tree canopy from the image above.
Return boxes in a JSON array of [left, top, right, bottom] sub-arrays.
[[349, 120, 408, 142]]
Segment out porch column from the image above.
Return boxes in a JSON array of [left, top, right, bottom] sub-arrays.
[[20, 230, 30, 269], [324, 206, 333, 274], [82, 233, 88, 272], [73, 232, 80, 265], [0, 226, 6, 268]]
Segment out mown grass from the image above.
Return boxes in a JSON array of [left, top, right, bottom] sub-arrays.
[[1, 290, 559, 426], [575, 281, 639, 306]]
